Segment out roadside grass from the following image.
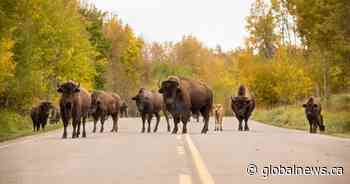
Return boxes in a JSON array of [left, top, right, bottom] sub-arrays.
[[253, 94, 350, 138], [0, 110, 62, 142]]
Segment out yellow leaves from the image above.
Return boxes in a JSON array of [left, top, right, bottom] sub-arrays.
[[0, 37, 16, 94], [238, 48, 313, 106]]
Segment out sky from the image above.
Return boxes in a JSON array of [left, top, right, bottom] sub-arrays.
[[90, 0, 255, 51]]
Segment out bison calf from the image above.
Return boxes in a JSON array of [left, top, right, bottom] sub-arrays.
[[213, 104, 224, 131], [159, 76, 213, 134], [57, 81, 91, 138], [120, 101, 128, 118], [231, 85, 255, 131], [90, 90, 121, 133], [302, 97, 325, 133], [132, 88, 170, 133], [31, 101, 53, 132]]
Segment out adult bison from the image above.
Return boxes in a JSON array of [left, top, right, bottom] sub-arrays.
[[31, 101, 53, 131], [158, 76, 213, 134], [213, 104, 224, 131], [302, 97, 325, 133], [231, 85, 255, 131], [120, 101, 128, 118], [90, 90, 121, 133], [132, 88, 170, 133], [57, 81, 91, 138]]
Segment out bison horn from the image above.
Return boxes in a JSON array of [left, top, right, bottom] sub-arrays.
[[157, 79, 161, 88]]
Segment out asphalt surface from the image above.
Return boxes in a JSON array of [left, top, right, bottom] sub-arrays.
[[0, 117, 349, 184]]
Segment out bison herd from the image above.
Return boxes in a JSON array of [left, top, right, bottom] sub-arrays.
[[31, 76, 325, 138]]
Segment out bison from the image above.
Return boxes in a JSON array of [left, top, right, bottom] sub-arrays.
[[31, 101, 53, 131], [120, 101, 128, 118], [57, 81, 91, 138], [213, 104, 224, 131], [90, 90, 121, 133], [132, 88, 170, 133], [302, 97, 325, 133], [158, 76, 213, 134], [49, 106, 60, 124], [231, 85, 255, 131]]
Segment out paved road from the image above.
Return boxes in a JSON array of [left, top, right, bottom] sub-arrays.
[[0, 117, 349, 184]]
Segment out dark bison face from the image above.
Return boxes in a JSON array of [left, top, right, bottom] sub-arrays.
[[40, 102, 53, 114], [158, 80, 179, 104], [57, 81, 80, 117], [57, 81, 80, 94], [302, 103, 319, 117], [231, 97, 250, 117], [132, 93, 150, 112]]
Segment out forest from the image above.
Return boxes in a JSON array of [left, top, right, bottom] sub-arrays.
[[0, 0, 349, 139]]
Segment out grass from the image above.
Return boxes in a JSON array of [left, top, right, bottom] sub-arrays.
[[0, 110, 62, 142], [253, 94, 350, 138]]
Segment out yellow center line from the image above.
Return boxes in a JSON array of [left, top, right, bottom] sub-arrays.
[[179, 174, 193, 184], [185, 134, 215, 184]]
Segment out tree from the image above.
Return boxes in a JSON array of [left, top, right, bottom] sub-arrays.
[[246, 0, 279, 58]]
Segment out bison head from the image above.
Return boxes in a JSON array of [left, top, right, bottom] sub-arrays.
[[302, 102, 320, 117], [231, 96, 250, 117], [57, 81, 80, 94], [40, 101, 53, 114], [132, 88, 151, 112], [158, 76, 180, 105], [57, 81, 80, 117]]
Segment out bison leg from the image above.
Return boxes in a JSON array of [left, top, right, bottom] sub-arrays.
[[200, 109, 210, 134], [308, 120, 315, 133], [244, 118, 250, 131], [181, 115, 190, 134], [92, 116, 98, 133], [318, 115, 325, 132], [238, 118, 243, 131], [153, 112, 160, 133], [72, 118, 78, 138], [112, 113, 119, 133], [147, 114, 153, 133], [33, 122, 36, 132], [100, 115, 106, 133], [163, 110, 171, 132], [141, 113, 146, 133], [82, 116, 87, 138], [220, 117, 223, 131], [41, 120, 46, 130], [76, 119, 81, 137], [172, 116, 180, 134], [62, 119, 68, 139]]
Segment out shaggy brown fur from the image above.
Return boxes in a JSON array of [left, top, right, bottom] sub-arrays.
[[302, 97, 325, 133], [159, 76, 213, 134], [231, 85, 255, 131], [132, 88, 170, 133], [31, 101, 53, 131], [90, 90, 121, 133], [57, 81, 91, 138]]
